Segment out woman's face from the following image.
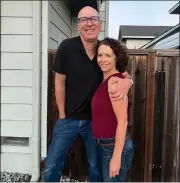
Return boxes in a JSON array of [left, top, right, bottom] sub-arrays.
[[97, 44, 116, 73]]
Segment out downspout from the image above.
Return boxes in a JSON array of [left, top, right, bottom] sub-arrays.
[[31, 0, 42, 182]]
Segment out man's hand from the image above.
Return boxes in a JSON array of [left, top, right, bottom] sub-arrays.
[[59, 113, 66, 119], [108, 76, 132, 101]]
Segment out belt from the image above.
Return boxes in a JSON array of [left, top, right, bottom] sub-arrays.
[[95, 135, 129, 146], [96, 142, 114, 146]]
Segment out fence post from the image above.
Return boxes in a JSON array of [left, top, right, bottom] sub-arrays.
[[144, 52, 156, 181]]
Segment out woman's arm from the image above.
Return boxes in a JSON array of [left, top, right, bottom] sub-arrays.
[[108, 77, 128, 177]]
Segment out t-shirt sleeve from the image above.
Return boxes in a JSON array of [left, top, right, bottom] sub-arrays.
[[52, 40, 67, 75]]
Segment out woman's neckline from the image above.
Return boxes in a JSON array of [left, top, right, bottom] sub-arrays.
[[102, 72, 120, 83]]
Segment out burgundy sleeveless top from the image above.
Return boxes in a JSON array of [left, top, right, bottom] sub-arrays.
[[91, 73, 124, 138]]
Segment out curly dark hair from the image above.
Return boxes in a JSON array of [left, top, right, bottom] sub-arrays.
[[96, 37, 129, 73]]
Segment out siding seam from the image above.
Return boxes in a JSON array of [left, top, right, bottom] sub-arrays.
[[49, 37, 58, 44], [1, 16, 33, 18], [50, 21, 69, 38], [58, 1, 71, 18], [50, 4, 71, 30]]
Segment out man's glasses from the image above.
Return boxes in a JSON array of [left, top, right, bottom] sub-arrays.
[[78, 16, 100, 25]]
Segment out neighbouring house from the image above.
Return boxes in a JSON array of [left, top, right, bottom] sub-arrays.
[[0, 0, 109, 180], [118, 25, 172, 49], [140, 1, 180, 49]]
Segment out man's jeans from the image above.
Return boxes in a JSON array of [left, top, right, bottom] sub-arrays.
[[95, 136, 134, 182], [43, 118, 101, 182]]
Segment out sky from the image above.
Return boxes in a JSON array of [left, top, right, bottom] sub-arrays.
[[108, 1, 179, 38]]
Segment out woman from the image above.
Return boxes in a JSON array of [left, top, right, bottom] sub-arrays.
[[91, 38, 134, 182]]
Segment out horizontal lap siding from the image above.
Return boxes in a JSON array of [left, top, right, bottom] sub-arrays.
[[1, 35, 33, 52], [1, 104, 32, 121], [1, 121, 32, 137], [1, 53, 32, 70], [49, 0, 72, 49], [1, 1, 33, 17], [1, 87, 32, 104], [1, 70, 32, 86], [99, 1, 109, 39], [126, 39, 152, 49], [1, 17, 32, 34], [1, 1, 33, 173], [1, 153, 32, 174]]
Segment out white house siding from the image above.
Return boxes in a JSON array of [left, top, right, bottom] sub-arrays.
[[1, 1, 33, 173], [72, 0, 109, 40], [125, 39, 152, 49]]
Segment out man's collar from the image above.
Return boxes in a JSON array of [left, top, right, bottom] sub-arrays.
[[78, 36, 86, 55], [78, 36, 100, 56]]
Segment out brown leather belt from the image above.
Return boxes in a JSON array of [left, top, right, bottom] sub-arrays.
[[100, 143, 114, 146], [96, 135, 129, 146]]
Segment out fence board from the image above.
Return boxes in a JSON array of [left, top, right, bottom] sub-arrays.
[[128, 55, 147, 181], [161, 56, 180, 181]]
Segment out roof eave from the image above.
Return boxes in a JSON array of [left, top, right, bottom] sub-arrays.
[[140, 23, 180, 49], [169, 1, 180, 14], [121, 36, 154, 39]]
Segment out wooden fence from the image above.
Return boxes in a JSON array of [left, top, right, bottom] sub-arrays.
[[46, 49, 180, 181]]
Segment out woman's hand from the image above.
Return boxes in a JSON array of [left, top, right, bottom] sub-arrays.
[[109, 157, 121, 178]]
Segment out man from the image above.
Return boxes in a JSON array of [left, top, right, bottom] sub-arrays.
[[44, 6, 132, 182]]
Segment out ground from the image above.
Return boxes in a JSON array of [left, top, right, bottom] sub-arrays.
[[0, 171, 87, 182]]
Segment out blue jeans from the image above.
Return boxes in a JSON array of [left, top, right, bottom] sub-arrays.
[[44, 118, 101, 182], [95, 136, 134, 182]]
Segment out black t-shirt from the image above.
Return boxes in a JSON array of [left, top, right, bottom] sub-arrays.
[[53, 36, 103, 120]]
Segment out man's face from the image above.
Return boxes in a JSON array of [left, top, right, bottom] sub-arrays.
[[77, 7, 102, 41]]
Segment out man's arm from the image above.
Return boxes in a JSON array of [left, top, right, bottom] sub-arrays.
[[122, 71, 133, 84], [122, 71, 131, 78], [52, 39, 68, 118], [55, 73, 66, 119], [108, 73, 132, 101]]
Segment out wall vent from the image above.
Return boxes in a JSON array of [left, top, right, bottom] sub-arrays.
[[1, 137, 29, 146]]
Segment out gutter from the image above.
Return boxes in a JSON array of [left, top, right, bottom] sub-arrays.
[[121, 36, 154, 39], [140, 23, 180, 49], [120, 36, 154, 42], [31, 1, 42, 182], [169, 1, 180, 14]]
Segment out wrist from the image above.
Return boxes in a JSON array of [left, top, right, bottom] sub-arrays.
[[59, 112, 66, 119], [112, 153, 122, 161], [128, 76, 133, 84]]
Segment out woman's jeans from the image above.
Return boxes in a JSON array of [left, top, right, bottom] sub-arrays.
[[95, 136, 134, 182]]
